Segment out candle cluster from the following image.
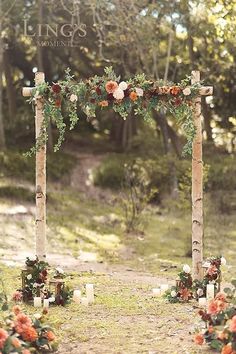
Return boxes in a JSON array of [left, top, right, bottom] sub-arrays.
[[73, 284, 95, 306]]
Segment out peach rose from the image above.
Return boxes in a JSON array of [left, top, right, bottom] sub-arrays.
[[21, 326, 38, 342], [12, 305, 21, 315], [207, 265, 218, 276], [45, 330, 56, 341], [208, 300, 219, 315], [179, 288, 191, 301], [230, 315, 236, 332], [14, 313, 32, 334], [194, 333, 204, 345], [98, 100, 108, 107], [221, 343, 236, 354], [0, 329, 8, 349], [22, 350, 31, 354], [105, 81, 118, 94], [215, 292, 226, 302], [12, 337, 21, 348], [129, 91, 138, 101], [218, 331, 228, 340], [170, 86, 181, 96]]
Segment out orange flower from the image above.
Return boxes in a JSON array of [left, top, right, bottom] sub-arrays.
[[159, 86, 170, 94], [207, 265, 218, 276], [45, 330, 56, 341], [21, 326, 38, 342], [208, 300, 219, 315], [230, 315, 236, 332], [105, 81, 118, 94], [221, 343, 236, 354], [98, 100, 108, 107], [22, 350, 31, 354], [12, 305, 21, 315], [14, 313, 32, 334], [12, 337, 21, 348], [129, 91, 138, 101], [170, 86, 181, 95], [194, 333, 204, 345], [0, 329, 8, 349], [217, 300, 228, 312], [179, 288, 191, 301]]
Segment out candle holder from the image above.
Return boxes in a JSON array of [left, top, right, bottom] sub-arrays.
[[49, 279, 65, 305]]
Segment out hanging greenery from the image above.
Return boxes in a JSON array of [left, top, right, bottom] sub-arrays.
[[26, 67, 202, 156]]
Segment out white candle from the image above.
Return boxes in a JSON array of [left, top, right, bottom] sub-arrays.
[[73, 290, 82, 303], [152, 288, 161, 297], [160, 284, 169, 294], [81, 297, 89, 306], [43, 299, 50, 308], [34, 297, 42, 307], [86, 284, 94, 303], [206, 284, 215, 300], [198, 297, 207, 307]]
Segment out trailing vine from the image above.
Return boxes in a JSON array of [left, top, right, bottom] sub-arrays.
[[26, 67, 202, 157]]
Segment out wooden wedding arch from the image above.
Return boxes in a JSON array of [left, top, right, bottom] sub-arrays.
[[22, 71, 213, 281]]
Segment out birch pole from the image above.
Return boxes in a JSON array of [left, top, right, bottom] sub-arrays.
[[34, 72, 46, 260], [191, 70, 203, 280]]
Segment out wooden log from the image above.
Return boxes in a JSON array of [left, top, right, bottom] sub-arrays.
[[191, 71, 203, 281], [22, 87, 34, 97], [35, 72, 46, 260]]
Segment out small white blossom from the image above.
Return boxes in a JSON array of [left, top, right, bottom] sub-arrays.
[[135, 87, 144, 97], [70, 94, 78, 102], [113, 88, 124, 100], [197, 288, 204, 297], [56, 267, 64, 274], [183, 264, 191, 273], [33, 283, 38, 288], [28, 255, 37, 262], [119, 81, 128, 91], [221, 257, 227, 266], [171, 290, 177, 297], [183, 87, 191, 96], [49, 296, 55, 303], [27, 274, 32, 280], [34, 313, 42, 319]]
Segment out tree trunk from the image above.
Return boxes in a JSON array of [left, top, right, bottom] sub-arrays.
[[0, 6, 6, 149], [3, 49, 17, 123], [35, 72, 47, 260], [191, 71, 203, 281]]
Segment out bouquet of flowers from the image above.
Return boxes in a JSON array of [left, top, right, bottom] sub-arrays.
[[194, 280, 236, 353], [164, 264, 193, 303]]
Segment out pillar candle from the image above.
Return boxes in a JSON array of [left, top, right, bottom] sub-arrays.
[[86, 284, 94, 303], [81, 297, 89, 306], [152, 288, 161, 297], [43, 299, 50, 308], [198, 297, 207, 307], [160, 284, 169, 294], [34, 297, 42, 307], [73, 290, 82, 303], [206, 284, 215, 300]]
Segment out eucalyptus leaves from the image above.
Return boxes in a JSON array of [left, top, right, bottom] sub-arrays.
[[27, 67, 201, 156]]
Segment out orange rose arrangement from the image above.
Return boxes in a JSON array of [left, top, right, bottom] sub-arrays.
[[0, 306, 57, 353]]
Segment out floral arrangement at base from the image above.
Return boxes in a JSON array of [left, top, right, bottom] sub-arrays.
[[13, 256, 72, 307], [0, 306, 57, 353], [194, 279, 236, 354], [164, 256, 225, 303]]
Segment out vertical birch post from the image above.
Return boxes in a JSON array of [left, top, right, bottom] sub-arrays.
[[191, 71, 203, 280], [35, 72, 46, 260]]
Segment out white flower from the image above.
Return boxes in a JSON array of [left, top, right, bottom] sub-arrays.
[[119, 81, 128, 91], [70, 94, 78, 102], [183, 264, 191, 273], [221, 257, 227, 266], [27, 274, 32, 280], [28, 255, 37, 262], [34, 313, 42, 319], [49, 296, 55, 303], [135, 87, 144, 97], [56, 267, 64, 274], [171, 290, 177, 297], [113, 88, 124, 100], [33, 283, 38, 288], [197, 288, 204, 297], [183, 87, 191, 96]]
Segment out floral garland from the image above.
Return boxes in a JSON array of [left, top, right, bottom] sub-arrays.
[[26, 67, 202, 156], [165, 256, 225, 303], [194, 279, 236, 353], [14, 257, 72, 306], [0, 306, 57, 354]]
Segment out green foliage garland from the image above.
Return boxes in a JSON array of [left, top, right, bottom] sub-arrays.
[[27, 67, 202, 156]]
